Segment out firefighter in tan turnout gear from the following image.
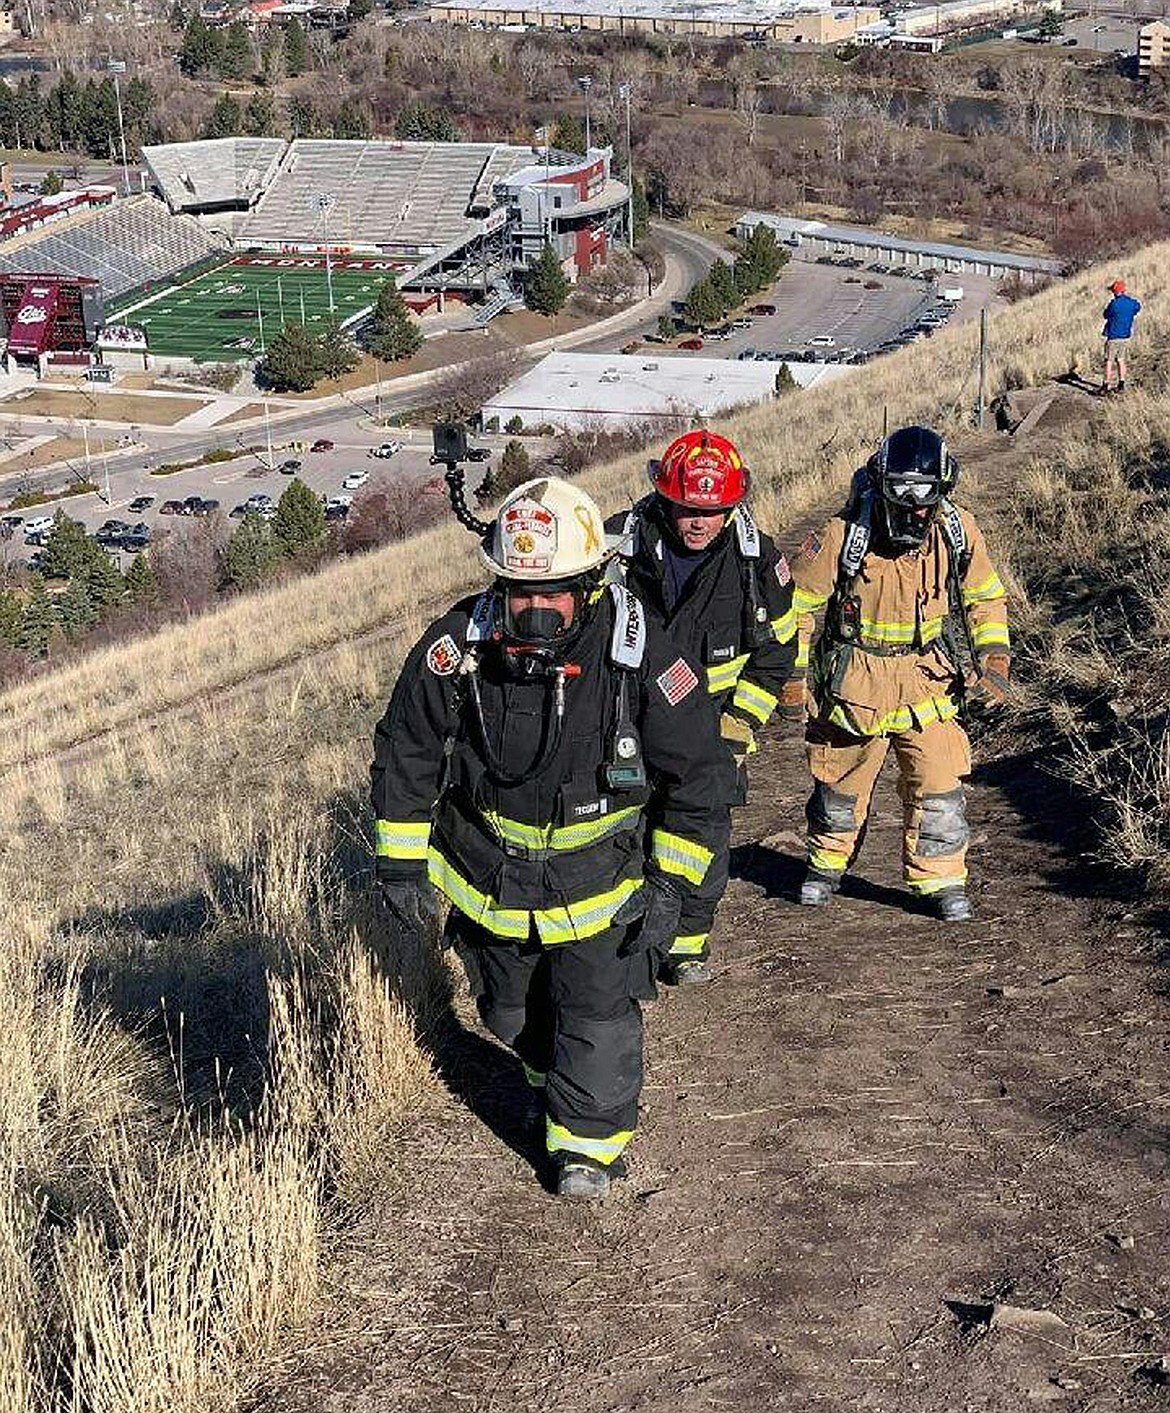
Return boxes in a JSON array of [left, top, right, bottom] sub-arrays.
[[786, 426, 1010, 922], [371, 476, 735, 1200]]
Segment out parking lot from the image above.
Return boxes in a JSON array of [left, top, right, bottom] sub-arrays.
[[1, 425, 502, 568], [629, 255, 991, 368]]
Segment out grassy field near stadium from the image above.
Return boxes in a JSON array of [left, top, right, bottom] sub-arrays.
[[112, 258, 394, 362]]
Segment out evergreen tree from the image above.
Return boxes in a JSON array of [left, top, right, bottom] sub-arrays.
[[283, 18, 309, 75], [123, 77, 154, 150], [527, 243, 570, 315], [223, 512, 280, 589], [366, 276, 422, 362], [13, 77, 43, 152], [734, 224, 788, 297], [39, 169, 63, 197], [497, 439, 530, 494], [631, 177, 650, 245], [288, 95, 317, 139], [314, 321, 359, 380], [272, 478, 325, 557], [261, 323, 319, 391], [657, 312, 677, 340], [348, 0, 374, 19], [42, 513, 92, 580], [180, 15, 220, 75], [55, 575, 98, 640], [220, 21, 254, 81], [244, 90, 277, 137], [682, 277, 722, 330], [551, 113, 586, 155], [709, 260, 738, 316], [81, 78, 120, 160], [394, 101, 459, 142], [19, 578, 56, 656], [125, 552, 161, 609], [332, 101, 369, 140], [204, 92, 243, 139], [84, 553, 126, 614], [775, 363, 797, 394], [0, 589, 22, 647]]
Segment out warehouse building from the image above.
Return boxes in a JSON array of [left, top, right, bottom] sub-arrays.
[[429, 0, 880, 44], [735, 212, 1062, 282], [891, 0, 1060, 38], [482, 351, 848, 433]]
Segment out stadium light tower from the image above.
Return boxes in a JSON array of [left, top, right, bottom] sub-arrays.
[[108, 60, 130, 198], [576, 75, 593, 153], [618, 82, 634, 245], [316, 193, 337, 315]]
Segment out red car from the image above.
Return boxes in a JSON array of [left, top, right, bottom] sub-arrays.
[[750, 304, 777, 316], [679, 337, 704, 351], [310, 438, 334, 453]]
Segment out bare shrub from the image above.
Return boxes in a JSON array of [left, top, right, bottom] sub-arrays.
[[341, 475, 445, 553]]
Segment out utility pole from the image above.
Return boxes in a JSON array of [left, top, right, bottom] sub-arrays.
[[108, 61, 131, 198], [577, 75, 593, 152], [618, 81, 634, 246], [977, 307, 988, 430], [317, 193, 336, 315], [264, 399, 274, 470]]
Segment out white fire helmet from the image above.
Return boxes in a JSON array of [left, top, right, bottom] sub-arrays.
[[479, 477, 616, 582]]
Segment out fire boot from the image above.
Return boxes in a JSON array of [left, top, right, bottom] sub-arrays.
[[933, 887, 973, 923], [556, 1153, 617, 1200], [799, 869, 841, 907]]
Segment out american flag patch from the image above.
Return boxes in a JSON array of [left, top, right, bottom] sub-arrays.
[[656, 656, 699, 706], [799, 530, 823, 561], [775, 555, 791, 587]]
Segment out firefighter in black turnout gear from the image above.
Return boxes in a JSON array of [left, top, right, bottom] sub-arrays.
[[371, 477, 735, 1200], [607, 429, 798, 984]]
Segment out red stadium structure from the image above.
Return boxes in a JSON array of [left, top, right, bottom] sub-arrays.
[[0, 274, 104, 372]]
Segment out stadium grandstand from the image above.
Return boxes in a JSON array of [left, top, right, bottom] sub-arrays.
[[0, 195, 224, 303], [141, 136, 630, 300]]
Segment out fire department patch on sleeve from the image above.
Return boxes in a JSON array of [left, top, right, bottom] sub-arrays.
[[656, 656, 699, 706], [775, 555, 792, 586], [799, 531, 823, 561], [425, 634, 462, 676]]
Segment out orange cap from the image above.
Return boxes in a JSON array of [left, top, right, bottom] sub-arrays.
[[1110, 280, 1127, 294]]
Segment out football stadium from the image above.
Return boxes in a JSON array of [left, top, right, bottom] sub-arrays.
[[0, 135, 629, 367]]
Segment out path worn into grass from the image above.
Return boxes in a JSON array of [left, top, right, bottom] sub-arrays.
[[264, 400, 1170, 1413]]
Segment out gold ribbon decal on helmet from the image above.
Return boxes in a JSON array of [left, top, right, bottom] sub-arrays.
[[575, 504, 600, 554]]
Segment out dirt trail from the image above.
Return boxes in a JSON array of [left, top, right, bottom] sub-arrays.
[[263, 397, 1170, 1413]]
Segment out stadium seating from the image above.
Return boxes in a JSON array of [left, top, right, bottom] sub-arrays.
[[237, 140, 535, 253], [0, 196, 224, 301], [143, 138, 287, 213]]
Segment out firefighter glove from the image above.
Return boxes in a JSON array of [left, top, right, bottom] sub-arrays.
[[778, 678, 807, 723], [378, 877, 439, 937], [970, 653, 1011, 710], [719, 712, 756, 768], [614, 875, 683, 957]]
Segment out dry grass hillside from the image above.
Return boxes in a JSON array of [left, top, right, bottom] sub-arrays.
[[0, 244, 1166, 1413]]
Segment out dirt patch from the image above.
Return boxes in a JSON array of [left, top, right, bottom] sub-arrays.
[[217, 402, 271, 427], [0, 388, 209, 426], [0, 435, 89, 478], [259, 397, 1169, 1413]]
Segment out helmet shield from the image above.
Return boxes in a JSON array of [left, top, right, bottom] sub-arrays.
[[480, 477, 613, 582]]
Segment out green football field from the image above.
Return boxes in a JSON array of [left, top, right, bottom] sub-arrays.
[[113, 260, 390, 362]]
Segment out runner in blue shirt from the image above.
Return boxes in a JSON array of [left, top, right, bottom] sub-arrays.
[[1102, 279, 1141, 395]]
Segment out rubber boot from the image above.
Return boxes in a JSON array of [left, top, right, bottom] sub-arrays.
[[556, 1153, 612, 1200], [933, 887, 973, 923], [799, 870, 840, 907], [660, 957, 712, 986]]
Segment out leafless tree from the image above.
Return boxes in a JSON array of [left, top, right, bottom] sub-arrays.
[[729, 56, 764, 148], [430, 349, 521, 424]]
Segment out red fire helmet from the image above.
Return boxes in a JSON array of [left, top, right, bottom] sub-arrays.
[[650, 429, 749, 510]]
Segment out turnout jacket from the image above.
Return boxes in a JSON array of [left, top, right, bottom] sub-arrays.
[[370, 586, 735, 945], [605, 498, 798, 730], [791, 504, 1009, 737]]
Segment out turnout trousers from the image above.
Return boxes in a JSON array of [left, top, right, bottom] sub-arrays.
[[667, 760, 742, 964], [449, 913, 661, 1167], [804, 716, 972, 896]]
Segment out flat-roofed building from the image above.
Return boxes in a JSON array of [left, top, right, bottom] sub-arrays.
[[1139, 19, 1170, 74]]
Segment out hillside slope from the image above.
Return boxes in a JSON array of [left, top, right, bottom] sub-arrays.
[[2, 250, 1168, 1413]]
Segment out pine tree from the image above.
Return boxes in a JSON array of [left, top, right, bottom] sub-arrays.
[[775, 363, 797, 395], [527, 244, 570, 316], [272, 479, 325, 558], [19, 578, 56, 657], [394, 101, 459, 142], [244, 91, 277, 137], [0, 589, 22, 647], [180, 15, 219, 75], [657, 313, 676, 340], [125, 552, 161, 609], [709, 260, 738, 316], [283, 18, 309, 76], [261, 323, 319, 391], [551, 113, 586, 155], [333, 101, 369, 140], [55, 576, 98, 640], [220, 21, 254, 81], [288, 96, 317, 139], [314, 322, 359, 380], [223, 512, 280, 589], [84, 553, 126, 614], [632, 177, 650, 245], [42, 513, 92, 580], [682, 278, 722, 330], [204, 92, 243, 140], [366, 276, 422, 362], [497, 439, 531, 495]]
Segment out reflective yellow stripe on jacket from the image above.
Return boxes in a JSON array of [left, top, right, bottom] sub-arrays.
[[481, 805, 640, 853], [731, 676, 778, 724], [828, 694, 961, 737], [650, 828, 713, 886], [375, 819, 431, 861], [962, 572, 1006, 606], [426, 845, 641, 946], [706, 654, 750, 695]]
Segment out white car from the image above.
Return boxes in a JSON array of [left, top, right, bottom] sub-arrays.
[[324, 494, 353, 510], [24, 515, 54, 537], [342, 471, 370, 491], [807, 335, 836, 348], [368, 441, 402, 459]]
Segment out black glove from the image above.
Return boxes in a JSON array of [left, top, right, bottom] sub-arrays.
[[377, 876, 438, 936], [614, 875, 682, 958]]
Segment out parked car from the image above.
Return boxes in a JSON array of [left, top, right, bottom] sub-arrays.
[[0, 514, 22, 538], [244, 493, 274, 511], [181, 496, 205, 515], [26, 550, 47, 572], [679, 338, 704, 351], [310, 438, 335, 453], [193, 498, 220, 516], [128, 495, 155, 513], [159, 500, 184, 516], [122, 523, 151, 550], [729, 317, 753, 331], [24, 515, 55, 538], [705, 327, 732, 341], [342, 470, 370, 491], [807, 335, 836, 348], [369, 440, 403, 459], [643, 333, 667, 344], [466, 446, 491, 462], [229, 503, 249, 519], [324, 501, 350, 522], [95, 519, 132, 544], [736, 348, 758, 361], [279, 459, 302, 475], [749, 304, 777, 316]]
